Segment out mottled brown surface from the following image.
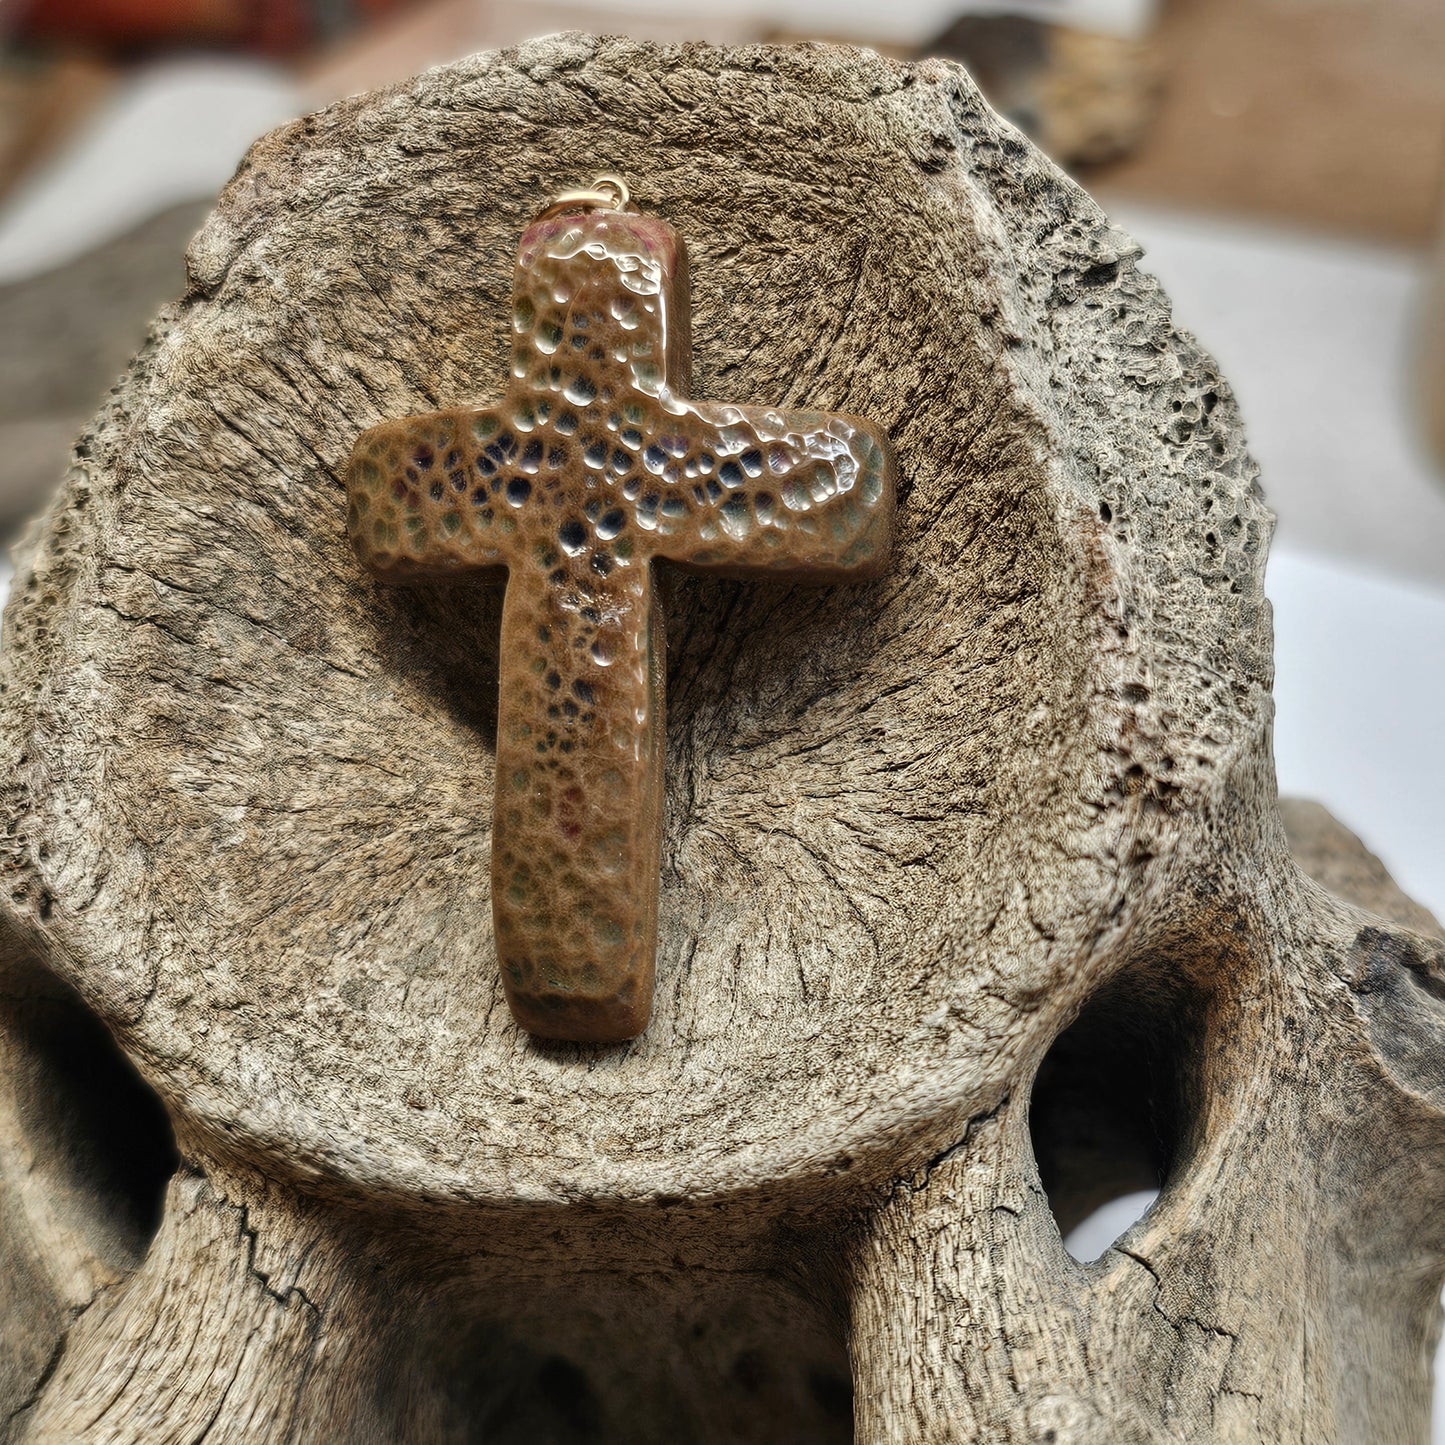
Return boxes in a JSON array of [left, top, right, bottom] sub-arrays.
[[349, 205, 893, 1040], [1, 36, 1443, 1445]]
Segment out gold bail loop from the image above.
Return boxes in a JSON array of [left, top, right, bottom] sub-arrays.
[[535, 173, 633, 221]]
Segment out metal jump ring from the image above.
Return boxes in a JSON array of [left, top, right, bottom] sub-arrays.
[[534, 173, 633, 221]]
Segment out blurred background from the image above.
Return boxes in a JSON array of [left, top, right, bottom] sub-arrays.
[[1, 0, 1444, 1406]]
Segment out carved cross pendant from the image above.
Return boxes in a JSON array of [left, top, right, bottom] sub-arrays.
[[347, 189, 896, 1043]]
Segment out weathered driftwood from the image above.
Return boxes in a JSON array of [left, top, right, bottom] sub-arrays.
[[2, 34, 1443, 1444]]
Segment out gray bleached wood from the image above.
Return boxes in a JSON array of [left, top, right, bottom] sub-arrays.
[[1, 32, 1442, 1444]]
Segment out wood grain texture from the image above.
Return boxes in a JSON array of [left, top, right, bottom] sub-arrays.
[[0, 33, 1441, 1443]]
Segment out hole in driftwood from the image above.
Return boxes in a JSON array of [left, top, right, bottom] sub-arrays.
[[429, 1265, 853, 1444], [1029, 961, 1206, 1261], [1063, 1189, 1161, 1264], [2, 949, 178, 1268]]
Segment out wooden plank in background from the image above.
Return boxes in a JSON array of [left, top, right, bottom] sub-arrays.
[[1083, 0, 1445, 245]]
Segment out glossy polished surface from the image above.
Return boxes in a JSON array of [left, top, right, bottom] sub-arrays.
[[347, 204, 895, 1042]]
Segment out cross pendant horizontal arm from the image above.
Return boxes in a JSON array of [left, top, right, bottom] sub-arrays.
[[347, 198, 895, 1042]]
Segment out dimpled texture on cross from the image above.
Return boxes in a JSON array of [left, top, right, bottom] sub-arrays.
[[347, 196, 896, 1043]]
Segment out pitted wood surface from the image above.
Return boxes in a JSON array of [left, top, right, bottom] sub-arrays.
[[1, 35, 1442, 1445]]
